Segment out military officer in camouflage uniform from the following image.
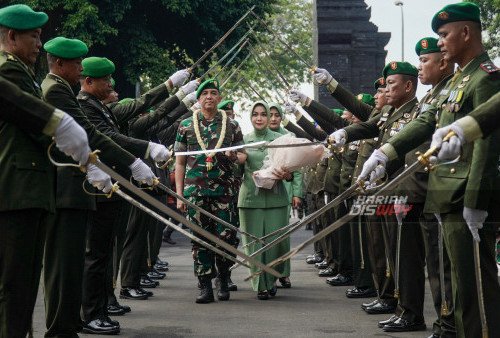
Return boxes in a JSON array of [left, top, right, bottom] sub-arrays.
[[361, 3, 500, 337], [175, 79, 244, 304]]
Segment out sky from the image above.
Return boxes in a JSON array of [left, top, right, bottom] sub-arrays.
[[236, 0, 489, 133]]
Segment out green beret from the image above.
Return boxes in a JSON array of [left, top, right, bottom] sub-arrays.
[[432, 2, 480, 33], [218, 100, 234, 110], [44, 37, 88, 59], [119, 98, 134, 105], [196, 78, 220, 99], [110, 78, 115, 87], [332, 109, 344, 116], [383, 61, 418, 79], [0, 4, 48, 30], [81, 57, 115, 78], [374, 77, 386, 90], [357, 93, 375, 107], [269, 102, 283, 119], [415, 37, 440, 56]]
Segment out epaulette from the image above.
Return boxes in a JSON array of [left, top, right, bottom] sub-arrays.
[[53, 76, 64, 85], [6, 54, 17, 62], [480, 62, 499, 73], [77, 93, 89, 101]]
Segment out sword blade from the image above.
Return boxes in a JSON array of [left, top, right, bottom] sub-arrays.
[[93, 161, 282, 278], [174, 141, 267, 156], [473, 240, 488, 338]]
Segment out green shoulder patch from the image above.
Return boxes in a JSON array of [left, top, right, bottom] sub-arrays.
[[480, 62, 499, 73]]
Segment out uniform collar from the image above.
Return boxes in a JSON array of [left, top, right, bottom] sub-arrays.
[[394, 96, 418, 114], [48, 73, 72, 90], [1, 50, 34, 76], [460, 51, 490, 74]]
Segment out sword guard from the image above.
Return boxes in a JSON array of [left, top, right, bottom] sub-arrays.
[[394, 289, 399, 299], [441, 301, 448, 315]]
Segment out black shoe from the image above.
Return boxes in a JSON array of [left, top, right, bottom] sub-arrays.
[[378, 315, 398, 328], [346, 287, 378, 298], [427, 334, 440, 338], [269, 285, 278, 297], [326, 274, 353, 286], [383, 317, 426, 332], [278, 277, 291, 288], [154, 263, 169, 272], [147, 268, 166, 280], [364, 300, 396, 314], [315, 260, 329, 269], [162, 236, 176, 244], [115, 302, 131, 313], [139, 276, 158, 288], [105, 316, 119, 326], [318, 268, 336, 277], [215, 274, 230, 301], [137, 287, 153, 297], [119, 287, 148, 300], [107, 304, 125, 316], [156, 257, 169, 266], [257, 290, 269, 300], [361, 298, 379, 310], [228, 276, 237, 291], [196, 276, 215, 304], [306, 254, 323, 264], [82, 318, 120, 335]]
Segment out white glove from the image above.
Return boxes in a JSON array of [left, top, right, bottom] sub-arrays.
[[283, 103, 298, 115], [328, 129, 346, 148], [149, 142, 170, 162], [463, 206, 487, 242], [169, 69, 190, 87], [181, 80, 199, 95], [129, 159, 156, 186], [192, 102, 201, 110], [430, 122, 466, 163], [359, 150, 389, 183], [53, 111, 90, 165], [312, 67, 333, 86], [184, 92, 197, 105], [289, 90, 308, 104], [86, 163, 112, 193]]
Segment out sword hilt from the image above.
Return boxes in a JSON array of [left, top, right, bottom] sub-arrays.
[[79, 149, 101, 173], [417, 130, 457, 170]]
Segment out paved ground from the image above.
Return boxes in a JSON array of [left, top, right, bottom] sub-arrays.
[[32, 223, 438, 337]]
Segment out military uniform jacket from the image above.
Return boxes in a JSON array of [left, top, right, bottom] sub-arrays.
[[388, 52, 500, 213], [42, 73, 136, 209], [344, 98, 420, 179], [352, 110, 381, 183], [467, 90, 500, 138], [302, 99, 352, 134], [328, 82, 376, 122], [339, 140, 361, 194], [0, 76, 59, 135], [0, 51, 55, 212]]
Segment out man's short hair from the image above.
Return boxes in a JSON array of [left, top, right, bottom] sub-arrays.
[[0, 25, 9, 44], [402, 74, 418, 92]]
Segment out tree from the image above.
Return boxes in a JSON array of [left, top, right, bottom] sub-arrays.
[[466, 0, 500, 58]]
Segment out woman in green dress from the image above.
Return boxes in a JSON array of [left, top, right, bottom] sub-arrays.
[[267, 102, 303, 288], [238, 101, 293, 300]]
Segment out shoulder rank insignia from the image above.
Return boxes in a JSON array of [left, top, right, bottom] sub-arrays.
[[6, 54, 17, 62], [403, 113, 410, 118], [480, 62, 499, 73]]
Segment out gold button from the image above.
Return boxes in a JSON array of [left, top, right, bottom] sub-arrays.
[[31, 162, 36, 166], [404, 164, 408, 168], [348, 175, 352, 178], [317, 163, 320, 167], [314, 171, 317, 174], [340, 168, 343, 171], [328, 167, 331, 170], [362, 140, 366, 144], [436, 124, 439, 128], [384, 128, 388, 132], [112, 166, 116, 170], [450, 168, 456, 174], [424, 167, 429, 172], [355, 164, 359, 168]]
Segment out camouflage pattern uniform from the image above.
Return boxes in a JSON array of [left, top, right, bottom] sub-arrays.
[[175, 110, 243, 277]]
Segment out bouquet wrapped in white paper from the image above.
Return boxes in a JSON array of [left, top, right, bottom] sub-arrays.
[[252, 134, 330, 189]]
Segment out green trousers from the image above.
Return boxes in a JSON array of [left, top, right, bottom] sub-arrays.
[[240, 207, 289, 291], [441, 212, 500, 338], [0, 209, 52, 338], [43, 209, 92, 337]]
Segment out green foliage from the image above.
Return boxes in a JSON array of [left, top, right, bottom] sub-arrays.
[[465, 0, 500, 58]]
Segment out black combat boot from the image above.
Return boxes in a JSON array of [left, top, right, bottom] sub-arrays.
[[196, 276, 214, 304], [227, 270, 237, 291], [216, 272, 230, 301]]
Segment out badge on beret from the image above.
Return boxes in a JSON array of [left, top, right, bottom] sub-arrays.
[[379, 78, 385, 85], [357, 94, 363, 100], [438, 11, 449, 20], [421, 40, 428, 50], [391, 62, 398, 70]]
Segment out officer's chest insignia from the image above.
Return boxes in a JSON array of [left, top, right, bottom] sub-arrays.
[[455, 91, 464, 103], [403, 113, 410, 118], [480, 62, 499, 73], [462, 75, 470, 82], [439, 89, 449, 96]]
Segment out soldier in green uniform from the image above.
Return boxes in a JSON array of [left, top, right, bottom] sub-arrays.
[[0, 7, 93, 336], [361, 3, 500, 337], [175, 79, 244, 303]]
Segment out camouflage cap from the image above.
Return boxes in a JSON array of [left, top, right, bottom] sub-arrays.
[[196, 78, 220, 99], [415, 37, 440, 56], [0, 4, 48, 30], [374, 77, 386, 90], [81, 57, 115, 78], [431, 2, 480, 33], [357, 93, 375, 107], [44, 37, 88, 59], [383, 61, 418, 79]]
